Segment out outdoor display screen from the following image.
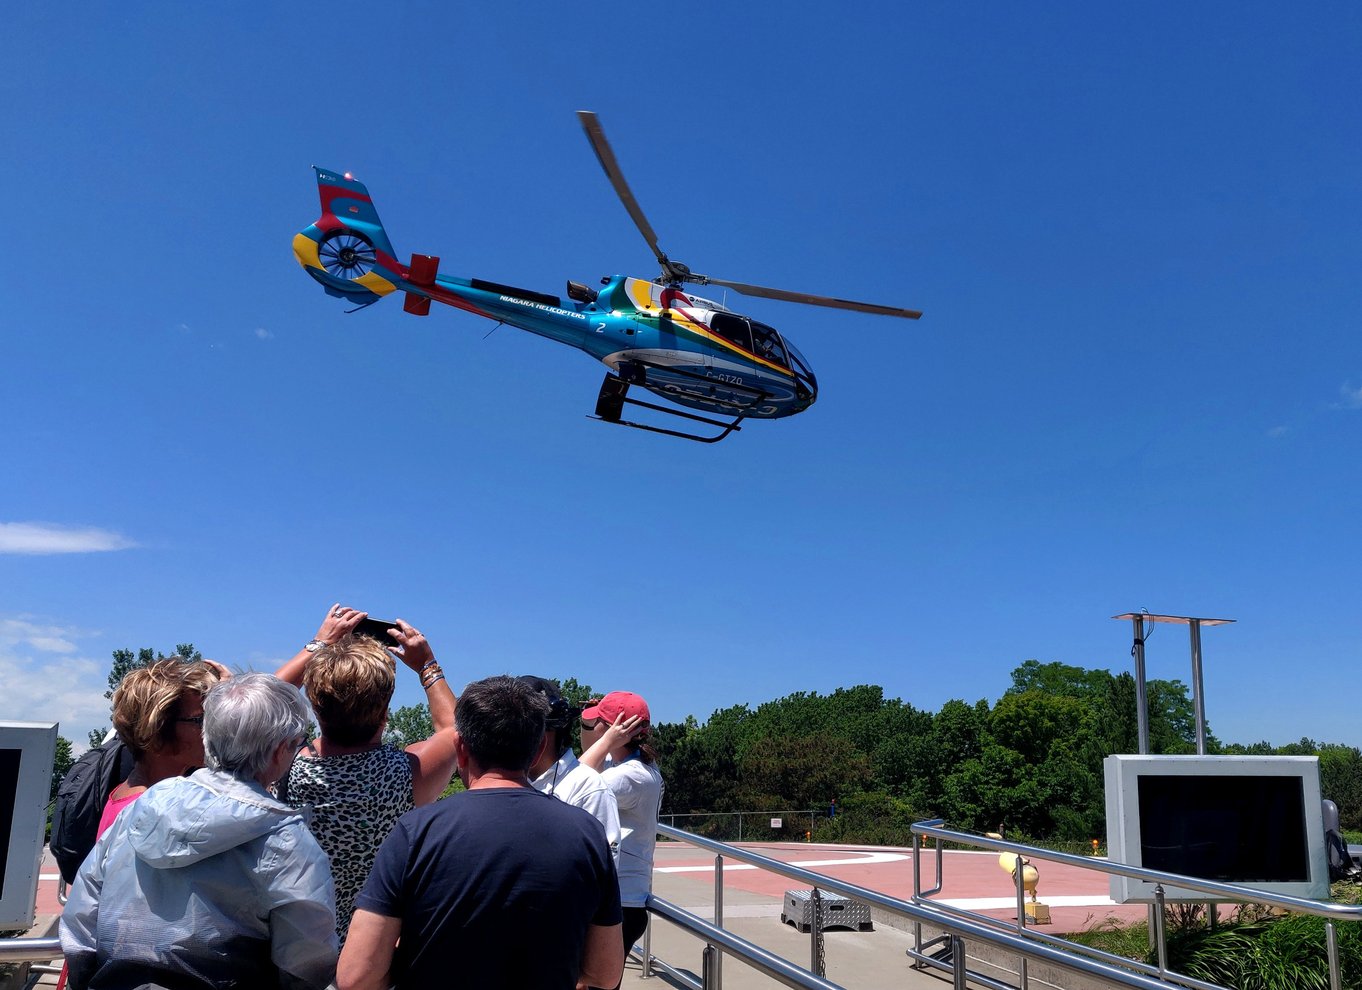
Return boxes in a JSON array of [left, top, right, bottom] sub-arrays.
[[1137, 774, 1309, 883], [0, 749, 19, 898]]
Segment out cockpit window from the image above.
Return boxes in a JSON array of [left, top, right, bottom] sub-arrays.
[[709, 313, 753, 352], [750, 321, 788, 367]]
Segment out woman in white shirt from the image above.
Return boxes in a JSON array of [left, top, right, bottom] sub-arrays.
[[580, 690, 665, 964]]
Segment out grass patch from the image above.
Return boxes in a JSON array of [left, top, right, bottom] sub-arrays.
[[1070, 892, 1362, 989], [1069, 915, 1150, 959]]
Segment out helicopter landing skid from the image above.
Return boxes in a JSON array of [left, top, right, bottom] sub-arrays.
[[590, 374, 746, 443]]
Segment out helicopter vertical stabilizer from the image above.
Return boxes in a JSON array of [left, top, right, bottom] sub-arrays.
[[293, 168, 402, 303]]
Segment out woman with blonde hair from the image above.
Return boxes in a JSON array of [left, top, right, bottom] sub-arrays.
[[276, 603, 457, 941], [98, 657, 226, 833]]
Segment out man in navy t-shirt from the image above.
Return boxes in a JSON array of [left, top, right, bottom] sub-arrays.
[[338, 676, 624, 990]]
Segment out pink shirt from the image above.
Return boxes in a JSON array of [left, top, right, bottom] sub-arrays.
[[96, 787, 142, 837]]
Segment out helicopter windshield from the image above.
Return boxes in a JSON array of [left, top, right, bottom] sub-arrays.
[[784, 338, 814, 383], [750, 321, 788, 367]]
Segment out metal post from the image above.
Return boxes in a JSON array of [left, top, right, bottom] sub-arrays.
[[810, 887, 821, 974], [1133, 613, 1155, 950], [1131, 613, 1150, 755], [737, 813, 743, 844], [1014, 863, 1027, 931], [912, 831, 922, 896], [713, 855, 724, 925], [712, 854, 724, 990], [1153, 885, 1168, 977], [701, 944, 718, 989], [951, 935, 967, 990], [1188, 619, 1208, 755], [642, 912, 653, 979], [1327, 921, 1341, 990]]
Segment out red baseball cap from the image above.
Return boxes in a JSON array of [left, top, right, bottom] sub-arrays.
[[582, 691, 651, 724]]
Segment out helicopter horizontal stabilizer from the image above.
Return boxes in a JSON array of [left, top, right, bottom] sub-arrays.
[[403, 254, 440, 315]]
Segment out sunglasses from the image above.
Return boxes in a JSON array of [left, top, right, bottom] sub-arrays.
[[580, 718, 605, 730], [177, 715, 205, 725]]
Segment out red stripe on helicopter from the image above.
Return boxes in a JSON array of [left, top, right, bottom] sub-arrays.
[[417, 282, 496, 321]]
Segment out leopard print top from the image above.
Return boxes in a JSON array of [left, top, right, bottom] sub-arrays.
[[282, 744, 414, 940]]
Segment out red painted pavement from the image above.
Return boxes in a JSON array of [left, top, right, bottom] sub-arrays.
[[657, 841, 1152, 934], [32, 842, 1158, 939]]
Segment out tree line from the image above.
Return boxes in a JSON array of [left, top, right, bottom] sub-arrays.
[[74, 650, 1362, 846], [646, 660, 1362, 844]]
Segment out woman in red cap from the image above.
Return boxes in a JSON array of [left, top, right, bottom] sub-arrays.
[[580, 690, 665, 964]]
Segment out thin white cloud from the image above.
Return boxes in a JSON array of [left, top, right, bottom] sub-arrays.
[[1266, 425, 1289, 438], [0, 522, 137, 555], [1338, 383, 1362, 410], [0, 618, 110, 749], [254, 327, 273, 340]]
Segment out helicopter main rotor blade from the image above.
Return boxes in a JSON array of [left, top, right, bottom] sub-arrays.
[[577, 111, 669, 269], [703, 277, 923, 320]]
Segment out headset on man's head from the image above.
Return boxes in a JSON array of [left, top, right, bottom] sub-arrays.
[[518, 675, 581, 732]]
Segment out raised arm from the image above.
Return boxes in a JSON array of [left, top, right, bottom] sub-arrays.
[[389, 619, 459, 805], [579, 714, 645, 772], [275, 603, 365, 686]]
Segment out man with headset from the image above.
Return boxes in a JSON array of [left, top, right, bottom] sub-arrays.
[[520, 675, 622, 864]]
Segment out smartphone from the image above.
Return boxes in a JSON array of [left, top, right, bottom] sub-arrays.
[[355, 617, 400, 648]]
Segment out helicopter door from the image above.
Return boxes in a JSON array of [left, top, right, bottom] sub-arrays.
[[709, 312, 753, 356], [750, 320, 789, 368]]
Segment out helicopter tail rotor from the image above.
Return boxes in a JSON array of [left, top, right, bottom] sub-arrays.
[[293, 167, 402, 304]]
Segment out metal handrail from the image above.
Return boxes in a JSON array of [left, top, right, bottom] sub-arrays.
[[910, 819, 1358, 990], [911, 819, 1362, 920], [655, 823, 1218, 990], [0, 936, 61, 964], [646, 896, 845, 990]]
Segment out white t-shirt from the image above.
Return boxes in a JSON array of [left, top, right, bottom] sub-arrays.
[[601, 755, 664, 907], [531, 750, 622, 865]]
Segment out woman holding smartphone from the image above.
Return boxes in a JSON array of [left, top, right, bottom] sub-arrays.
[[274, 604, 457, 942]]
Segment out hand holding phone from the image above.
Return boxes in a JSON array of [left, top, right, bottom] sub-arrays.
[[354, 617, 400, 648]]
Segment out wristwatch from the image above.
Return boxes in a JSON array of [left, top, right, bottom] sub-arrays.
[[304, 639, 324, 653]]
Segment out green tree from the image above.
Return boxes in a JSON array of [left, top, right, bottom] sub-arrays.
[[1008, 659, 1112, 698], [89, 643, 204, 744], [737, 735, 872, 811], [384, 704, 434, 748], [50, 735, 74, 800], [105, 644, 203, 699]]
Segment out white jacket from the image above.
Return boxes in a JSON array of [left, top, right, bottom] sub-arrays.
[[60, 768, 338, 990]]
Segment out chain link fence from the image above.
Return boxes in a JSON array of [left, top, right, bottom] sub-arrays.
[[660, 809, 821, 843]]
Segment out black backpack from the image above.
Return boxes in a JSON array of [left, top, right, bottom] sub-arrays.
[[50, 738, 135, 883]]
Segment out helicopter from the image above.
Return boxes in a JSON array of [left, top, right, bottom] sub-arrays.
[[293, 111, 921, 442]]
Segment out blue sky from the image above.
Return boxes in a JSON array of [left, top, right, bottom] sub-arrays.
[[2, 4, 1359, 750]]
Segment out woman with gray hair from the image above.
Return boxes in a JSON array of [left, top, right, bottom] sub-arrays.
[[61, 673, 339, 990]]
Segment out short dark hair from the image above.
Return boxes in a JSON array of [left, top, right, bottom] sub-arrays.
[[455, 675, 550, 773]]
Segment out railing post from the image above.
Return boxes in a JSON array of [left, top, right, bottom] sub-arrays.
[[642, 911, 653, 979], [1327, 920, 1341, 990], [1014, 860, 1027, 931], [713, 854, 724, 990], [701, 943, 718, 989], [951, 934, 967, 990], [1152, 885, 1168, 978], [810, 886, 824, 976]]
